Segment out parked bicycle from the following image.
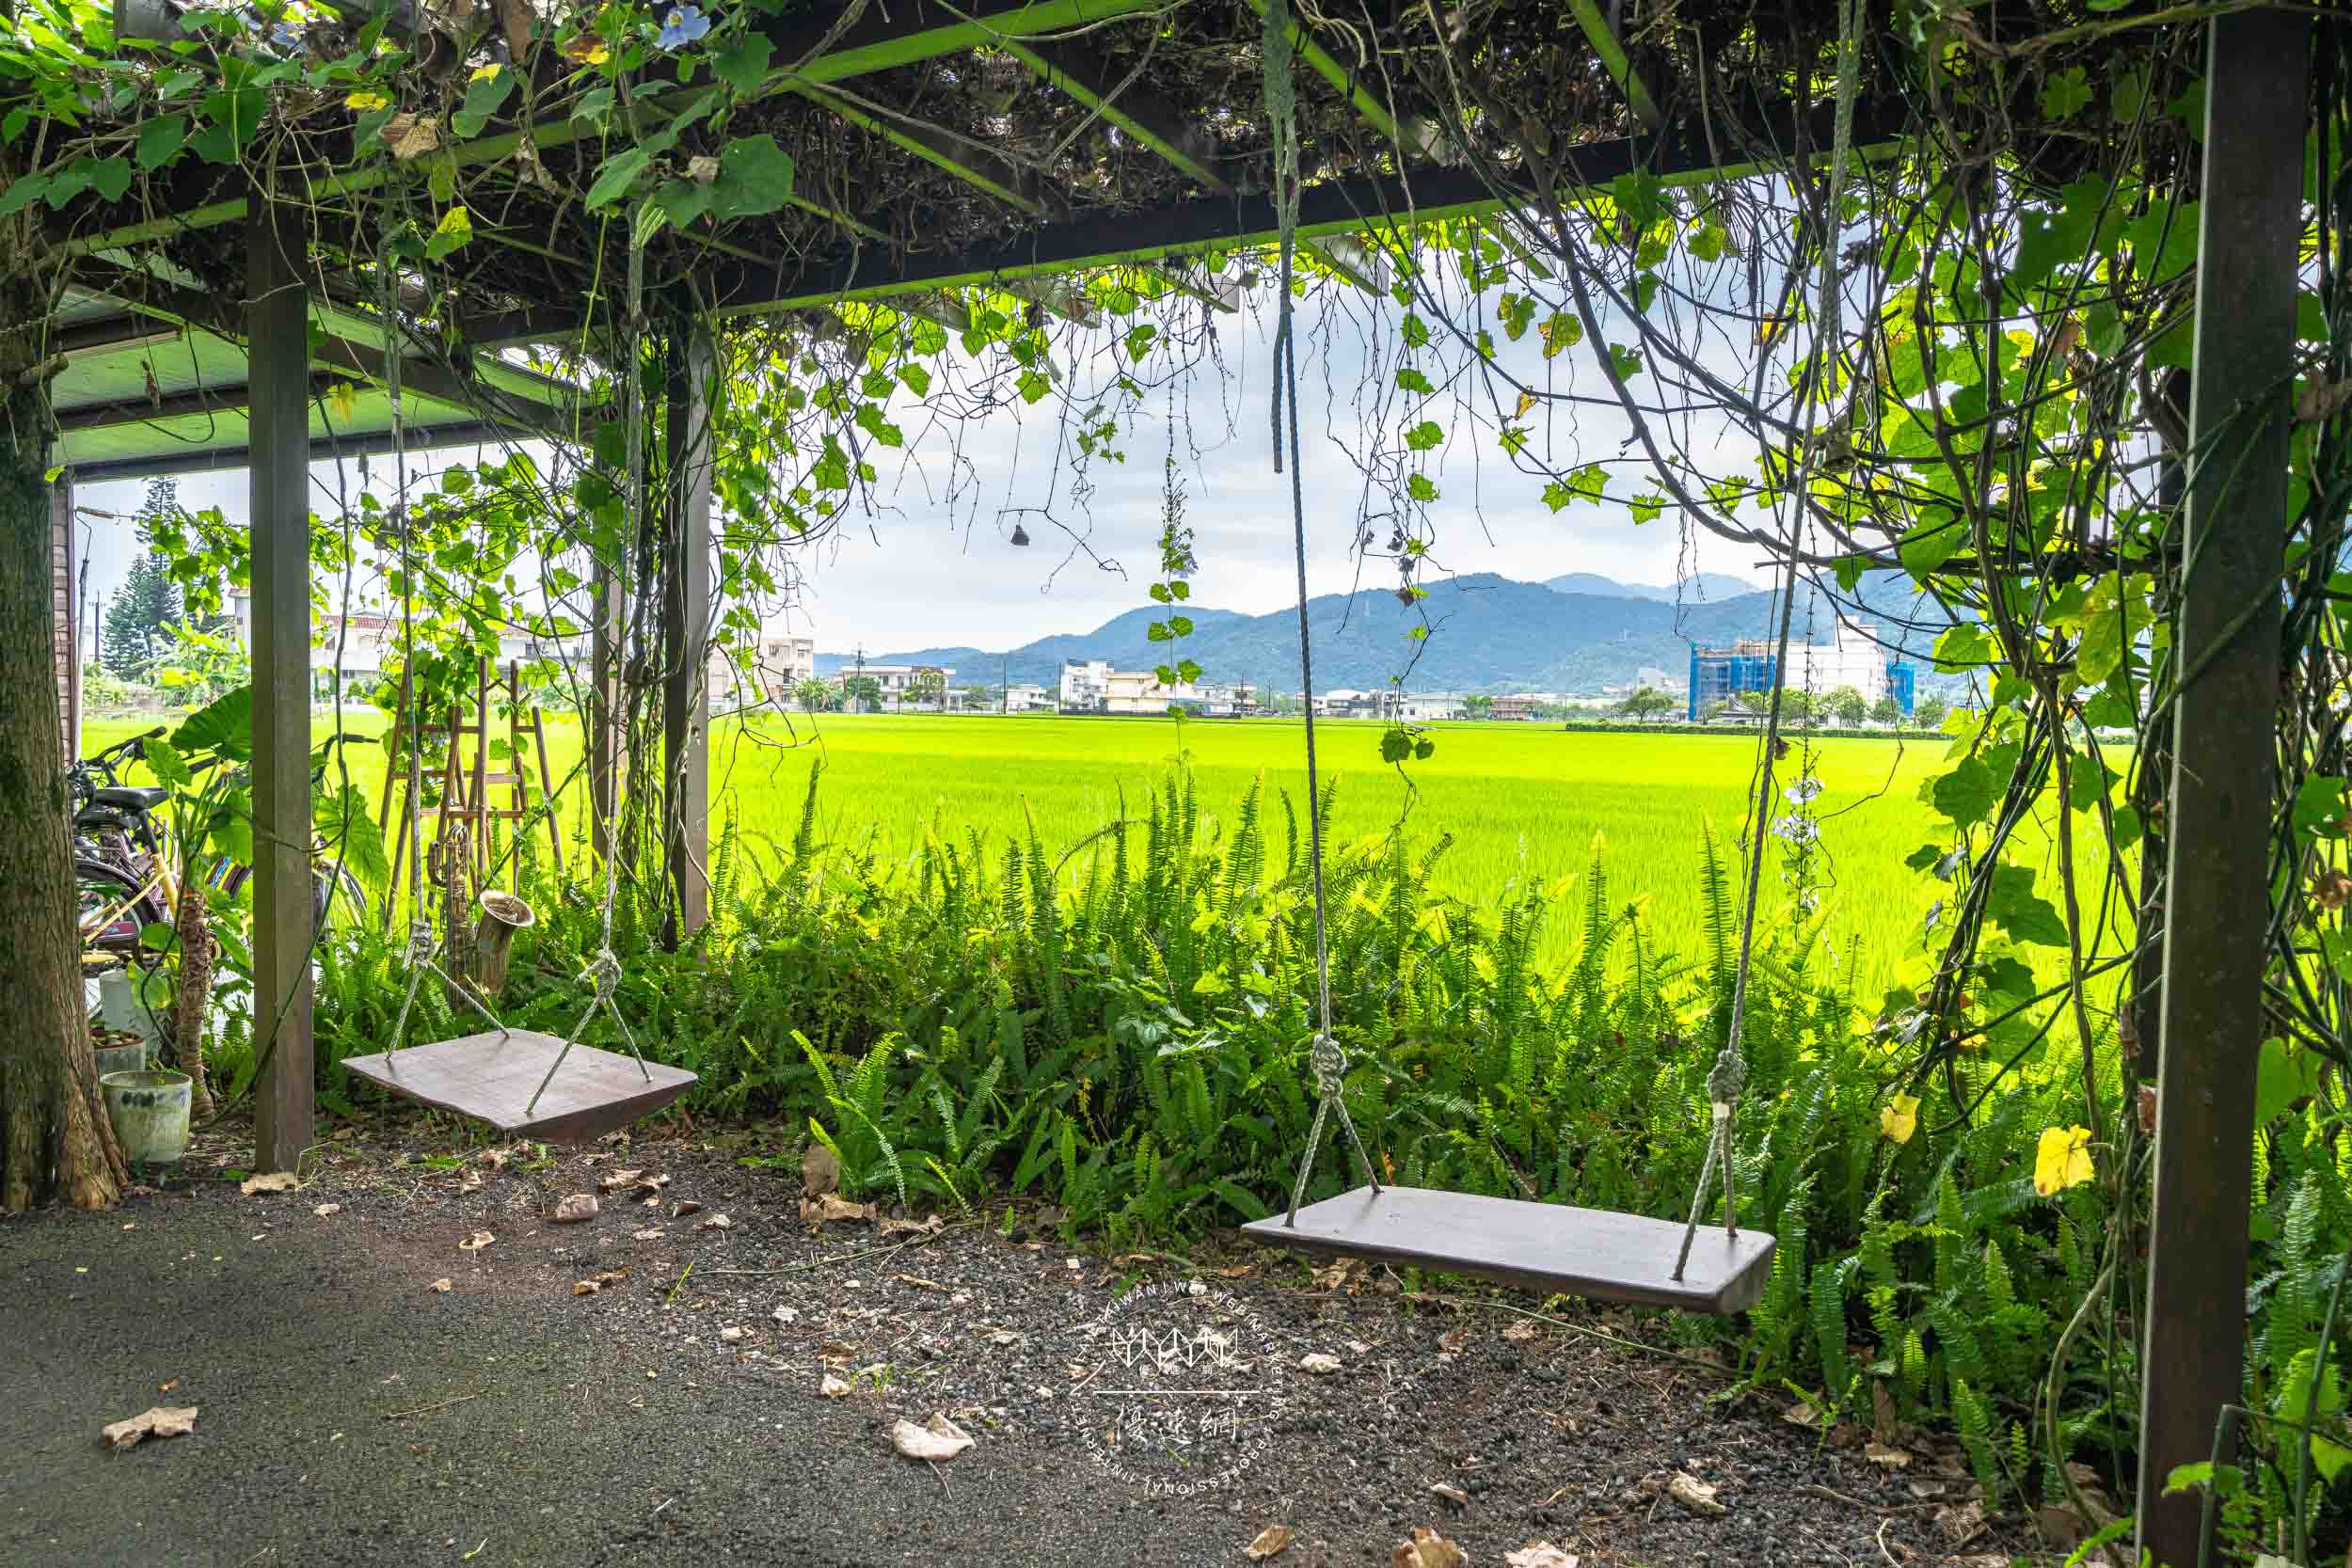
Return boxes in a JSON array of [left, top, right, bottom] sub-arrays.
[[74, 729, 371, 972]]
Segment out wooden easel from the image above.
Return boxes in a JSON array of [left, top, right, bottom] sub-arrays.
[[380, 657, 564, 929]]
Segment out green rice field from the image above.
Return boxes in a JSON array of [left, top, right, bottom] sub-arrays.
[[84, 706, 1985, 992]]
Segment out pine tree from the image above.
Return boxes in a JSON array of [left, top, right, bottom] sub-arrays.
[[101, 488, 183, 679]]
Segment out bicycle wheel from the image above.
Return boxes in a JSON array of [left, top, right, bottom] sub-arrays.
[[78, 858, 166, 963]]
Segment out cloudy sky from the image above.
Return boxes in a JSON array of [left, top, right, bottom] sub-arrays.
[[72, 285, 1768, 658]]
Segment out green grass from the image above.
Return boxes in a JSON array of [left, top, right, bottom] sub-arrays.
[[86, 705, 1965, 991]]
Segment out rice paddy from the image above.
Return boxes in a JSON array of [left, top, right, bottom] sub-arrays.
[[87, 706, 1979, 993]]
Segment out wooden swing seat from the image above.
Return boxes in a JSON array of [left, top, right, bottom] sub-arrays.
[[342, 1030, 698, 1144], [1240, 1185, 1777, 1315]]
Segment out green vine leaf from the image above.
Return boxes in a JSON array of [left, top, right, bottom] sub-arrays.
[[584, 147, 652, 210]]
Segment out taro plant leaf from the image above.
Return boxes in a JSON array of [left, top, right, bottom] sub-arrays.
[[171, 684, 254, 761]]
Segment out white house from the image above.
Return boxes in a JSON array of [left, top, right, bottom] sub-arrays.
[[1003, 683, 1052, 712], [708, 631, 816, 709], [839, 662, 956, 710], [1059, 658, 1110, 711]]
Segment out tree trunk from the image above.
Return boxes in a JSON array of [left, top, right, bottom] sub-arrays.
[[170, 877, 215, 1121], [0, 265, 128, 1212]]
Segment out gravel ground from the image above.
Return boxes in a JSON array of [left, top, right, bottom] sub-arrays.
[[1, 1114, 2042, 1568]]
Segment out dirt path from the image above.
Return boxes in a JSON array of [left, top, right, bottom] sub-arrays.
[[1, 1120, 2021, 1567]]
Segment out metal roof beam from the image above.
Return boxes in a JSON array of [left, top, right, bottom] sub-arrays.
[[1566, 0, 1661, 128], [61, 420, 509, 486]]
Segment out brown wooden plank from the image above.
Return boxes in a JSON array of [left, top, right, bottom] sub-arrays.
[[1240, 1186, 1777, 1315], [342, 1030, 698, 1144]]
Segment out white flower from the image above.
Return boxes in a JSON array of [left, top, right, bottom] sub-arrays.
[[1772, 814, 1819, 847], [1785, 776, 1824, 805]]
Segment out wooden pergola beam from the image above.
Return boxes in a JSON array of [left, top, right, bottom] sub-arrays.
[[660, 320, 716, 945]]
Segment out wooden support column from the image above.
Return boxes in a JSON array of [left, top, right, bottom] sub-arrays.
[[2135, 15, 2308, 1565], [660, 320, 713, 946], [246, 206, 315, 1171]]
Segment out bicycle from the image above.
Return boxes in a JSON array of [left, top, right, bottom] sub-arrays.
[[74, 730, 373, 976]]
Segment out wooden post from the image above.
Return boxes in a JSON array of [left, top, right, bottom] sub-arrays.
[[246, 204, 315, 1172], [660, 320, 713, 946], [2135, 15, 2308, 1565]]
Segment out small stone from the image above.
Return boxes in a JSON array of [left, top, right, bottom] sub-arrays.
[[552, 1193, 600, 1224]]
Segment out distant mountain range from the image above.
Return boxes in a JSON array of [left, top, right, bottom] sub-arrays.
[[814, 570, 1944, 695]]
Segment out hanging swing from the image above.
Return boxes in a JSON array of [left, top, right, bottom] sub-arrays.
[[342, 231, 696, 1144], [1234, 0, 1867, 1314]]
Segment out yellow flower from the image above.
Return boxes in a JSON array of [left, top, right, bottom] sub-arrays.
[[345, 90, 389, 111], [469, 62, 503, 83], [1880, 1093, 1919, 1145], [2034, 1126, 2095, 1196], [326, 382, 357, 423]]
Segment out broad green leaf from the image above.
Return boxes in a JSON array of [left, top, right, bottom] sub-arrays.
[[135, 114, 189, 171], [584, 147, 652, 211], [704, 134, 796, 221]]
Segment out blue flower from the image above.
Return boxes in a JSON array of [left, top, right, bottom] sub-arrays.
[[655, 4, 710, 49], [269, 19, 304, 49]]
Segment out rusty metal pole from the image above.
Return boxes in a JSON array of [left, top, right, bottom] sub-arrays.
[[2135, 13, 2308, 1564]]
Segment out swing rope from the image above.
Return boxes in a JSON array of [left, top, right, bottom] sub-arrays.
[[1668, 0, 1862, 1280], [522, 220, 653, 1117], [1272, 0, 1379, 1225], [382, 233, 509, 1072]]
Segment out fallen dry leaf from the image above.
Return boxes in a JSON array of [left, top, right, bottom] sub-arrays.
[[572, 1267, 629, 1296], [1218, 1264, 1253, 1278], [2033, 1502, 2087, 1548], [1438, 1325, 1473, 1354], [1299, 1353, 1343, 1375], [696, 1212, 731, 1232], [771, 1306, 799, 1324], [1782, 1401, 1820, 1428], [457, 1231, 495, 1252], [719, 1326, 748, 1343], [428, 1277, 453, 1293], [889, 1412, 974, 1462], [102, 1405, 198, 1449], [1935, 1499, 1988, 1544], [1667, 1472, 1726, 1515], [671, 1199, 704, 1220], [819, 1337, 859, 1358], [631, 1227, 664, 1242], [818, 1373, 850, 1398], [893, 1274, 947, 1291], [381, 112, 439, 160], [1391, 1526, 1466, 1568], [802, 1143, 840, 1197], [1244, 1524, 1294, 1560], [1430, 1481, 1469, 1509], [1502, 1317, 1538, 1342], [597, 1167, 644, 1192], [240, 1172, 298, 1196], [479, 1148, 509, 1172], [1864, 1441, 1913, 1469], [157, 1379, 179, 1394], [1503, 1545, 1578, 1568], [801, 1193, 876, 1230], [551, 1193, 600, 1224], [312, 1203, 342, 1218], [1311, 1258, 1357, 1290], [880, 1212, 945, 1237]]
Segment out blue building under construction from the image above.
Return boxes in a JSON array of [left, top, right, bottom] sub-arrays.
[[1686, 624, 1917, 721]]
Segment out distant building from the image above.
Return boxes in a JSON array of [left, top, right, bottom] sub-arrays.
[[1491, 693, 1543, 721], [1061, 658, 1255, 716], [1398, 692, 1463, 721], [1059, 659, 1110, 711], [1686, 621, 1916, 721], [709, 631, 816, 709], [1003, 683, 1052, 712], [839, 662, 956, 711]]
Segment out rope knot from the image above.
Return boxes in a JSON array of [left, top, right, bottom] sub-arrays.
[[1309, 1032, 1347, 1096], [1707, 1045, 1747, 1106], [582, 947, 621, 1003], [405, 919, 436, 964]]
